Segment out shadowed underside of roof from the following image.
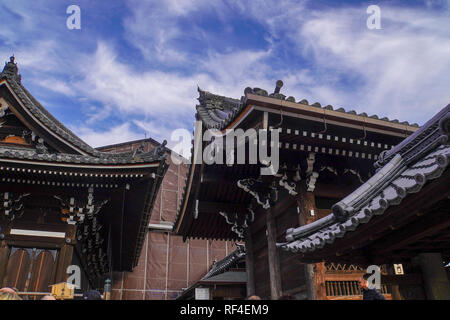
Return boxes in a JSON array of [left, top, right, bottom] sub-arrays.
[[278, 103, 450, 255], [173, 81, 421, 237]]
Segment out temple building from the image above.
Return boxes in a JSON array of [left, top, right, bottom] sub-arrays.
[[173, 81, 425, 299], [279, 104, 450, 300], [0, 57, 168, 296], [1, 54, 447, 300], [97, 139, 237, 300]]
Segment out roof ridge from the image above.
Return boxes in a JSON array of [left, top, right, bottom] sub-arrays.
[[243, 83, 419, 128], [195, 81, 421, 132], [375, 104, 450, 168], [1, 57, 167, 163]]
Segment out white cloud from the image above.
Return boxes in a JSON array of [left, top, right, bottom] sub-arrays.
[[73, 40, 280, 122], [226, 1, 450, 124], [2, 0, 449, 146], [74, 42, 205, 118], [295, 6, 450, 122], [74, 122, 143, 148]]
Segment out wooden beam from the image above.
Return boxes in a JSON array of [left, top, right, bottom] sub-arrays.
[[250, 193, 296, 236], [198, 201, 246, 214], [246, 93, 418, 136], [371, 212, 450, 255], [380, 274, 423, 286], [0, 240, 10, 287], [54, 243, 73, 283], [266, 208, 282, 299], [314, 183, 357, 199], [201, 171, 258, 184], [296, 184, 327, 300], [312, 170, 450, 263], [245, 228, 256, 297], [414, 252, 450, 300]]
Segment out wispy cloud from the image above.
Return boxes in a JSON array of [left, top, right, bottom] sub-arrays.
[[1, 0, 448, 149], [74, 122, 143, 148]]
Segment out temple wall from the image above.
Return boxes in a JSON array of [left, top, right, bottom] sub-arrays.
[[98, 139, 234, 300]]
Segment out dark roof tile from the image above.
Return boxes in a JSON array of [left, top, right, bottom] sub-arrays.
[[278, 104, 450, 254]]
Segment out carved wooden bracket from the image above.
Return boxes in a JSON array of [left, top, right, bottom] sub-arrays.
[[1, 192, 30, 221], [237, 178, 271, 209], [219, 207, 255, 239], [54, 187, 108, 225]]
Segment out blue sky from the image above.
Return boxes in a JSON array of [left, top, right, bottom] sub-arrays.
[[0, 0, 449, 147]]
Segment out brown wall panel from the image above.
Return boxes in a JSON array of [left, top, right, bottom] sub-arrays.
[[122, 290, 144, 300], [167, 235, 188, 292], [188, 238, 208, 287], [209, 240, 227, 267], [29, 250, 56, 292], [146, 232, 168, 291], [123, 245, 146, 290], [149, 188, 162, 224], [145, 291, 166, 300], [3, 248, 31, 291], [162, 189, 178, 222]]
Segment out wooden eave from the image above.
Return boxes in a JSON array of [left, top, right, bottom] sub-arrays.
[[245, 93, 418, 137]]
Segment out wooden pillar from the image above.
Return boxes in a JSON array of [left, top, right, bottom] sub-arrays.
[[245, 228, 256, 297], [387, 265, 403, 300], [296, 185, 326, 300], [414, 252, 450, 300], [55, 243, 74, 283], [266, 208, 282, 300], [55, 225, 76, 284], [0, 240, 10, 287], [314, 262, 327, 300]]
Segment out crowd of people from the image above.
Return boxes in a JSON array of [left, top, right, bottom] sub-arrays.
[[0, 286, 103, 300], [1, 274, 385, 300]]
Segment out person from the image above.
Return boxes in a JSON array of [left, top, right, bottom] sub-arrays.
[[359, 274, 386, 300], [247, 295, 261, 300], [41, 295, 56, 300], [0, 287, 21, 300], [0, 287, 18, 295], [82, 290, 102, 300], [0, 291, 22, 300]]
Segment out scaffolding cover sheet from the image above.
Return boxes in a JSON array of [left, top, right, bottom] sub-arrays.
[[112, 232, 234, 300], [108, 142, 233, 300]]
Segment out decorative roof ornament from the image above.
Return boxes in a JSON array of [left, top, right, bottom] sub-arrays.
[[273, 80, 283, 94], [0, 102, 9, 118], [269, 80, 285, 100], [152, 140, 168, 159], [1, 56, 22, 83], [132, 141, 146, 159], [35, 138, 49, 154]]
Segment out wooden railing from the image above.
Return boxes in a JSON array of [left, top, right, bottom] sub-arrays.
[[325, 280, 391, 298]]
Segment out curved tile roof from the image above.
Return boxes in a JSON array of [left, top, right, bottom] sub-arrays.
[[278, 103, 450, 254], [0, 145, 165, 165], [195, 81, 420, 131], [196, 88, 245, 130], [0, 57, 167, 164], [202, 244, 245, 280]]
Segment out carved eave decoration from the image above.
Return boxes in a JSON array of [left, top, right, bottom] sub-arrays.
[[1, 192, 30, 221], [219, 206, 255, 239]]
